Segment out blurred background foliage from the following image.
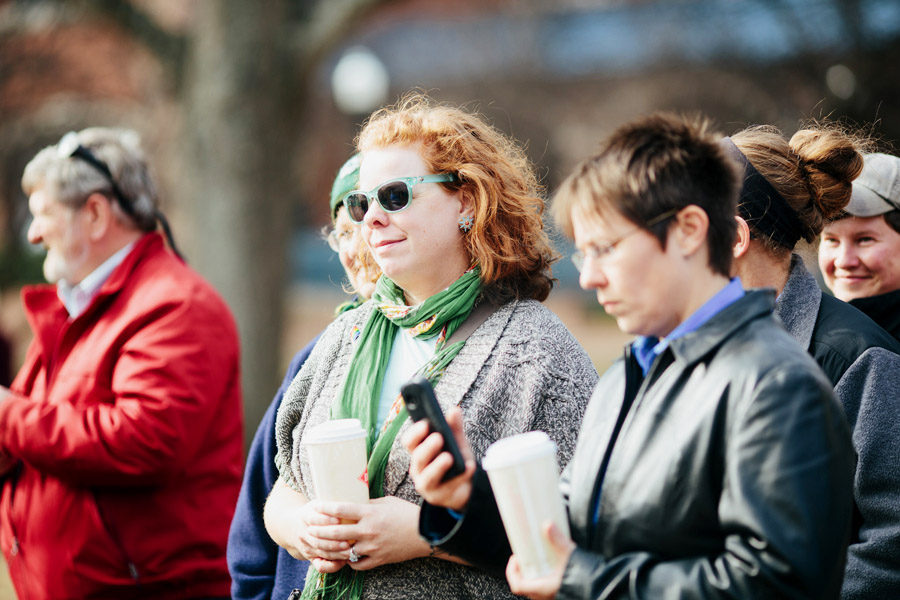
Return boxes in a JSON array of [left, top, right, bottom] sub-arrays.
[[1, 0, 898, 447]]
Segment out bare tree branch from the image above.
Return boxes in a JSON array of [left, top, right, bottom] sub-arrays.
[[291, 0, 401, 77], [833, 0, 864, 52]]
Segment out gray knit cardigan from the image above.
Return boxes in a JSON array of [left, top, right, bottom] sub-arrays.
[[274, 298, 599, 599]]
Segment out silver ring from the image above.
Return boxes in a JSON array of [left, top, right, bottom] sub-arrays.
[[348, 546, 360, 563]]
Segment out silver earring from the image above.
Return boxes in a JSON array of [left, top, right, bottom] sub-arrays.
[[458, 215, 474, 232]]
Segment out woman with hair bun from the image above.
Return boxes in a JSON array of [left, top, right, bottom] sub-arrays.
[[728, 124, 900, 599]]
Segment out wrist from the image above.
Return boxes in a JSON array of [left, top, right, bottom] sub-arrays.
[[448, 491, 471, 513]]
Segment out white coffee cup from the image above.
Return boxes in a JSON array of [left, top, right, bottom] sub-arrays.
[[482, 431, 571, 579], [302, 419, 369, 507]]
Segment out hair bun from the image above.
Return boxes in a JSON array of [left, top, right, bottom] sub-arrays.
[[789, 128, 863, 221]]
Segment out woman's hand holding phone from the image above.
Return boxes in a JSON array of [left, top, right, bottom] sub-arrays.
[[403, 405, 477, 512], [400, 378, 467, 481]]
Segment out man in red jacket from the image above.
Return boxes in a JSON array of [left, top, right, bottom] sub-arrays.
[[0, 128, 243, 599]]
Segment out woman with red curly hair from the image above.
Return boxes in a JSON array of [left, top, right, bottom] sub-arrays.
[[264, 95, 597, 599]]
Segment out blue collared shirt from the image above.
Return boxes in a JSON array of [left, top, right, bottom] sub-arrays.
[[57, 241, 137, 319], [632, 277, 745, 375]]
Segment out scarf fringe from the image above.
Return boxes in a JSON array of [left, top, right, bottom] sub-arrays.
[[299, 564, 366, 600]]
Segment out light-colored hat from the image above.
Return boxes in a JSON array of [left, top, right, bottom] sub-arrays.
[[847, 153, 900, 217]]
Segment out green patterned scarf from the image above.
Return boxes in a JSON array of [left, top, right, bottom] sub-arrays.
[[301, 267, 482, 600]]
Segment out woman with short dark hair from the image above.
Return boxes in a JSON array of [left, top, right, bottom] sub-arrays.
[[407, 113, 855, 600]]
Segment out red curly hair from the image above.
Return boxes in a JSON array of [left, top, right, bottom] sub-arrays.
[[356, 93, 556, 303]]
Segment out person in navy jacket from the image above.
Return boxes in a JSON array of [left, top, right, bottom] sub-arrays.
[[228, 154, 376, 600]]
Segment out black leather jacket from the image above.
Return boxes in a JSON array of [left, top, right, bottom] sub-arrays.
[[422, 291, 856, 599]]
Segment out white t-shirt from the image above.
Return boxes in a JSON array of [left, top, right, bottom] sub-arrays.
[[376, 328, 438, 432]]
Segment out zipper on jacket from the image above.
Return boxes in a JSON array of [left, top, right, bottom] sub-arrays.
[[92, 492, 141, 585], [589, 348, 645, 538], [46, 318, 76, 391], [590, 347, 678, 539], [5, 463, 23, 598], [5, 463, 22, 557]]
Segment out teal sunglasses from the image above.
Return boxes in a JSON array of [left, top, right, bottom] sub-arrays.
[[342, 174, 457, 224]]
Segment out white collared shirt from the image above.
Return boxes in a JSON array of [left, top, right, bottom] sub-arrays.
[[57, 241, 137, 319]]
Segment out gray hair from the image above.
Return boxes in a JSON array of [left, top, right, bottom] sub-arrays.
[[22, 127, 159, 232]]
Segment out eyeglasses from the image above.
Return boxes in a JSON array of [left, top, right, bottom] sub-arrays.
[[571, 208, 680, 272], [56, 131, 183, 260], [342, 174, 457, 224], [327, 227, 355, 253]]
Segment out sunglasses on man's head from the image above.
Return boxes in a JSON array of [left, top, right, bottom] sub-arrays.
[[57, 132, 137, 220], [342, 174, 457, 224], [55, 131, 184, 261]]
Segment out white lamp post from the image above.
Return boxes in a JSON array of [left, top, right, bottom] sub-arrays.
[[331, 46, 390, 115], [825, 64, 856, 100]]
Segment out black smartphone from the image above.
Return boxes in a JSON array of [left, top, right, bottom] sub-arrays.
[[400, 376, 466, 482]]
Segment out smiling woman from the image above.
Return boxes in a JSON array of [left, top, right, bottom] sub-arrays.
[[818, 152, 900, 345], [354, 145, 470, 305], [820, 215, 900, 301], [263, 94, 598, 600]]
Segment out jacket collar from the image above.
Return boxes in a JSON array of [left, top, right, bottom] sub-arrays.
[[92, 233, 164, 304], [773, 254, 821, 350], [850, 287, 900, 336], [57, 240, 137, 318], [667, 289, 776, 367], [22, 233, 163, 352]]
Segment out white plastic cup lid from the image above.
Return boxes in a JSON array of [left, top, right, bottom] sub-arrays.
[[302, 418, 367, 444], [482, 431, 556, 470]]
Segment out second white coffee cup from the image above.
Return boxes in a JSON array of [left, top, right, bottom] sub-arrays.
[[302, 418, 369, 506], [482, 431, 571, 579]]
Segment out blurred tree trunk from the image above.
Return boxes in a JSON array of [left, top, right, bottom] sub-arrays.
[[86, 0, 395, 449], [179, 0, 293, 447]]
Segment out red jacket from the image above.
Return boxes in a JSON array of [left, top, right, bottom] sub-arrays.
[[0, 234, 243, 600]]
